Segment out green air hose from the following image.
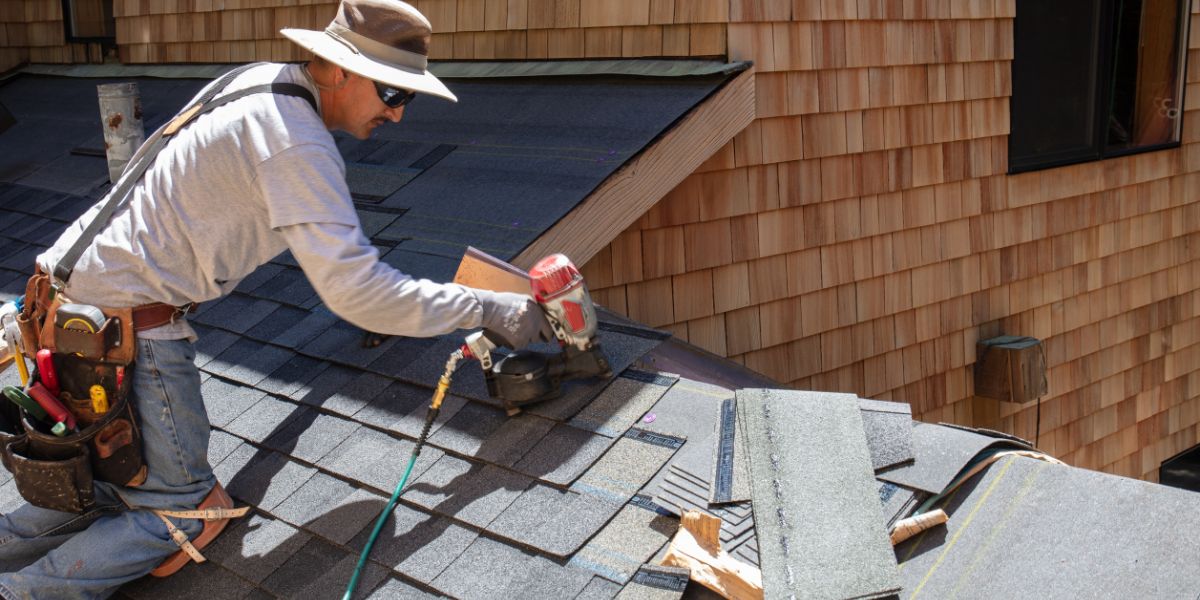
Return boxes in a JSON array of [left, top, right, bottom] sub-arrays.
[[343, 349, 464, 600]]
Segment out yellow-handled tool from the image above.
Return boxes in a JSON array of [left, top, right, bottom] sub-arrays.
[[1, 315, 28, 388]]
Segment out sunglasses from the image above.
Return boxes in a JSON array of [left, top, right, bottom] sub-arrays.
[[373, 81, 416, 108]]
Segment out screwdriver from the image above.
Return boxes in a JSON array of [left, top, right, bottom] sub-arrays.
[[3, 385, 67, 436]]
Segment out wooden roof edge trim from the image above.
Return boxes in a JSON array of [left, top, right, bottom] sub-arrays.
[[512, 66, 756, 270]]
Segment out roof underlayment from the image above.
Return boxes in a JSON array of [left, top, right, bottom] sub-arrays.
[[0, 67, 1199, 599]]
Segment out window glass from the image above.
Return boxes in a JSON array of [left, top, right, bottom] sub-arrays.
[[1010, 0, 1104, 170], [1010, 0, 1189, 172]]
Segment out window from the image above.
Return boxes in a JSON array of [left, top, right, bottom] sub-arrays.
[[62, 0, 115, 41], [1160, 444, 1200, 493], [1009, 0, 1190, 173]]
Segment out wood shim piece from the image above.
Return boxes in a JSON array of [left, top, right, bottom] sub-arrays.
[[452, 246, 531, 295], [513, 67, 756, 270], [661, 510, 763, 600], [889, 509, 948, 545]]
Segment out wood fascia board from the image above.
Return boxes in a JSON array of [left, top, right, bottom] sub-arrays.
[[512, 67, 757, 269]]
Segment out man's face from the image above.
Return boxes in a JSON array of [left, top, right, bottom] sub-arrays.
[[335, 72, 406, 139]]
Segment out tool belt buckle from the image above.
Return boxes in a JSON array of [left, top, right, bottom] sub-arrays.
[[170, 303, 193, 325]]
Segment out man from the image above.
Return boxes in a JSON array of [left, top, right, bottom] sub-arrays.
[[0, 1, 550, 597]]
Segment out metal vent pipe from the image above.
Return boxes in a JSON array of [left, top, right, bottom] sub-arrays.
[[96, 82, 145, 184]]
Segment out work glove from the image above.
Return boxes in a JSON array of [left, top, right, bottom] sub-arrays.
[[475, 289, 555, 350]]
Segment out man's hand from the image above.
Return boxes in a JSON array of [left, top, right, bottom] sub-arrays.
[[475, 290, 555, 350]]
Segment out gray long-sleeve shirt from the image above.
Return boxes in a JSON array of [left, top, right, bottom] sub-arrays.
[[38, 63, 484, 340]]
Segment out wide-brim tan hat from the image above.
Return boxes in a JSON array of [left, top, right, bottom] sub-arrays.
[[282, 0, 456, 102]]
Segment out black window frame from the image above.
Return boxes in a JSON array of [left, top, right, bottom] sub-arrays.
[[1009, 0, 1192, 174]]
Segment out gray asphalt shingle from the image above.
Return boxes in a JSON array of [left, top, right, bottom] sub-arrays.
[[570, 374, 675, 438], [254, 353, 327, 397], [223, 395, 305, 443], [347, 501, 478, 585], [318, 427, 444, 493], [739, 390, 900, 599], [201, 377, 268, 428], [205, 339, 296, 388], [567, 505, 676, 584], [512, 423, 614, 486], [261, 409, 362, 464], [194, 294, 280, 334], [260, 537, 388, 599], [204, 512, 313, 584], [858, 398, 915, 472], [402, 454, 531, 528], [223, 450, 317, 512]]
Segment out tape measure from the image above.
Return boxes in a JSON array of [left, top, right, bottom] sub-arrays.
[[55, 304, 105, 333]]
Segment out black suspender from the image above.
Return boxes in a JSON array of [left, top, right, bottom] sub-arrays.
[[52, 64, 318, 287]]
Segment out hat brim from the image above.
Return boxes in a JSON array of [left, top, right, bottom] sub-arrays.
[[281, 28, 457, 103]]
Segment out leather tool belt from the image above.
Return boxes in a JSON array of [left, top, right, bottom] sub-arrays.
[[132, 302, 197, 332], [1, 270, 146, 514]]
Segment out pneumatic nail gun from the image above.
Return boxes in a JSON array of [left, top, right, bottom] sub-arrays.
[[462, 254, 611, 415]]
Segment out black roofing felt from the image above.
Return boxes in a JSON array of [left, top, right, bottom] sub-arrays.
[[877, 421, 1030, 495]]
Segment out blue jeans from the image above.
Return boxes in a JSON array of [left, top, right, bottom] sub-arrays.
[[0, 338, 215, 599]]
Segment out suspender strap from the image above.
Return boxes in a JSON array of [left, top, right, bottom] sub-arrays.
[[52, 66, 318, 286]]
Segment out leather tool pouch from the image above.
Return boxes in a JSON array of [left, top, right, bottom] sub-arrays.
[[18, 272, 136, 365], [2, 272, 146, 514]]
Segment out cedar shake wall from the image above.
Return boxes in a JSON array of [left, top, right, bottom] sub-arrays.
[[583, 0, 1200, 482], [14, 0, 1200, 480], [0, 0, 105, 72], [110, 1, 729, 62]]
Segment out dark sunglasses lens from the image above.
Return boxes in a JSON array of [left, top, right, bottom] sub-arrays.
[[374, 82, 414, 108]]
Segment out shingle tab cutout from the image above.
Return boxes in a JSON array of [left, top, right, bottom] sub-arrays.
[[877, 421, 1029, 495], [738, 389, 900, 599]]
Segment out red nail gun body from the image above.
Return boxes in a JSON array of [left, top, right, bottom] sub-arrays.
[[464, 254, 612, 415]]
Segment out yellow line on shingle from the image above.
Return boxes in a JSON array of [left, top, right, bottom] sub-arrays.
[[899, 482, 967, 566], [909, 457, 1017, 599], [946, 460, 1048, 599]]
